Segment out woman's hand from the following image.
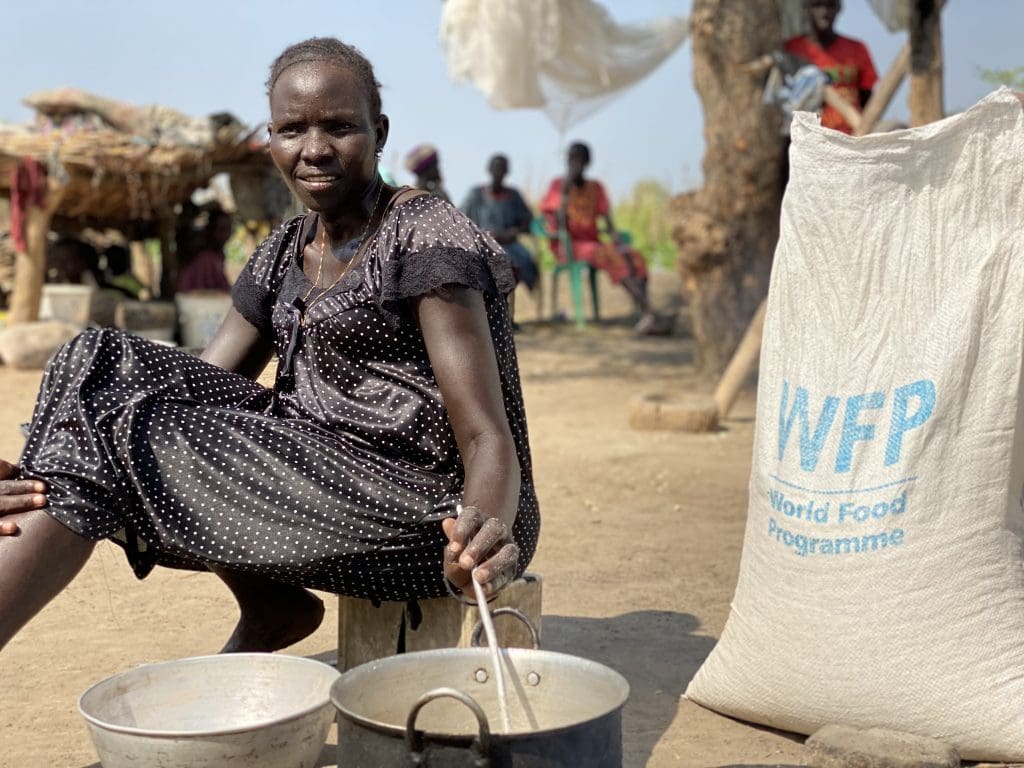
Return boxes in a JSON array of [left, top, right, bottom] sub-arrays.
[[0, 458, 48, 535], [443, 505, 520, 599]]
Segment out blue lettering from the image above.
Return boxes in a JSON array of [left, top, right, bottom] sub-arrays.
[[885, 380, 935, 466], [835, 392, 885, 472], [778, 381, 841, 471]]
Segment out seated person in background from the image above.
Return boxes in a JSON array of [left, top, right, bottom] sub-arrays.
[[461, 154, 538, 299], [784, 0, 877, 134], [103, 244, 146, 299], [47, 237, 105, 287], [540, 141, 669, 336], [404, 144, 451, 203], [178, 208, 233, 293]]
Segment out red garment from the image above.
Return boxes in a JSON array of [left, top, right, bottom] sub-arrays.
[[539, 178, 647, 283], [10, 157, 47, 253], [178, 248, 231, 293], [540, 178, 609, 242], [784, 33, 878, 133]]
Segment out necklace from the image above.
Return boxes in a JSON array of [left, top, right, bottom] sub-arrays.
[[297, 179, 385, 326]]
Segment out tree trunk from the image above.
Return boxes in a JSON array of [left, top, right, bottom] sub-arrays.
[[671, 0, 783, 375], [908, 0, 943, 127]]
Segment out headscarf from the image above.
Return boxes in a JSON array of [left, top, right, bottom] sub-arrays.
[[404, 144, 440, 175]]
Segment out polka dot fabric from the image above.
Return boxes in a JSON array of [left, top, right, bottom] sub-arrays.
[[19, 194, 540, 602]]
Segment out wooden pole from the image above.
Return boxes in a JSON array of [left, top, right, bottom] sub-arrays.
[[130, 240, 155, 299], [855, 43, 911, 136], [157, 218, 177, 300], [712, 298, 767, 418], [909, 0, 944, 127], [823, 86, 863, 134], [9, 179, 65, 326]]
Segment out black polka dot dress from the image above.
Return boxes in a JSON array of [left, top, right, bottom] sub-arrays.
[[19, 195, 540, 602]]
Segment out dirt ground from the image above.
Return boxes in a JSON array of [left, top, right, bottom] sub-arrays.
[[0, 271, 810, 768]]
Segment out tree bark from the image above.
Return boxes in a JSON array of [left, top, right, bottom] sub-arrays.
[[672, 0, 783, 375], [909, 0, 944, 127]]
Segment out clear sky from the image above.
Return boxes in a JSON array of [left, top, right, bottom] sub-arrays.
[[2, 1, 1021, 205]]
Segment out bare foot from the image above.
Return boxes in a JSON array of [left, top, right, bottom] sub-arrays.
[[220, 586, 325, 653]]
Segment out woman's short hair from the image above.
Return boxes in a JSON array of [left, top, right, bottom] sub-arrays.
[[267, 37, 382, 119], [568, 141, 591, 164]]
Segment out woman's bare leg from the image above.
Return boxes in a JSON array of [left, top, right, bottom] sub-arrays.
[[0, 511, 94, 651], [620, 275, 653, 315], [211, 567, 325, 653]]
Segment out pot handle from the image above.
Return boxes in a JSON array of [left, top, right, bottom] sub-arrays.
[[470, 607, 540, 650], [406, 687, 492, 768]]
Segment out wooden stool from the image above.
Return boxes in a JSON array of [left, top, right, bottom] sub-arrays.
[[337, 572, 542, 672]]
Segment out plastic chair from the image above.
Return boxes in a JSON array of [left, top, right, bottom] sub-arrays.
[[530, 217, 599, 328]]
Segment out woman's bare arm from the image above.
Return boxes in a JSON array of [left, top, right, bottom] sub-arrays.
[[200, 308, 275, 376], [413, 287, 521, 596]]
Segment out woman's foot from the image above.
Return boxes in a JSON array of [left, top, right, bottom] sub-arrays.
[[220, 585, 325, 653]]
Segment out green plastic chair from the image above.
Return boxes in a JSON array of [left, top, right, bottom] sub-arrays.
[[530, 217, 599, 329]]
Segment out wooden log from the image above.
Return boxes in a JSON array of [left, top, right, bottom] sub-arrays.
[[629, 393, 719, 433], [336, 574, 543, 672], [909, 0, 944, 127], [712, 298, 767, 419], [855, 43, 911, 136], [9, 179, 65, 326]]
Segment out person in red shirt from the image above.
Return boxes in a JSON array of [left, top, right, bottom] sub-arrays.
[[784, 0, 877, 134], [540, 142, 669, 335]]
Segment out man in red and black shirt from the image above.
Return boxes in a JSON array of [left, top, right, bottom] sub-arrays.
[[784, 0, 877, 134]]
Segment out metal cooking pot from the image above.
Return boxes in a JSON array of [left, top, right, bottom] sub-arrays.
[[330, 609, 629, 767]]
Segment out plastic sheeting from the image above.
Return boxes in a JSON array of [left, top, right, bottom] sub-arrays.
[[439, 0, 688, 131], [867, 0, 911, 32]]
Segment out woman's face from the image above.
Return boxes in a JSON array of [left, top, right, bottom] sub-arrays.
[[567, 149, 588, 183], [268, 61, 387, 217]]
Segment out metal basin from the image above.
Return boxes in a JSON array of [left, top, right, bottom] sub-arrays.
[[78, 653, 339, 768], [331, 641, 629, 767]]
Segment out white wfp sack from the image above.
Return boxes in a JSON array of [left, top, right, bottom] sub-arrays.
[[685, 89, 1024, 761]]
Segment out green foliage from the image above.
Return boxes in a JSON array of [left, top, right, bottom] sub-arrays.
[[225, 225, 250, 265], [613, 179, 678, 271], [978, 66, 1024, 91]]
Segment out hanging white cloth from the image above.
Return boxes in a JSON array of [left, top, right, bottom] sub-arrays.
[[867, 0, 911, 32], [439, 0, 689, 131]]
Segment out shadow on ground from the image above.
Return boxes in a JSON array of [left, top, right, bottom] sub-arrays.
[[542, 610, 714, 768]]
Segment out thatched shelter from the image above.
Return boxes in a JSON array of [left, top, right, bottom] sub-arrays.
[[0, 88, 276, 324]]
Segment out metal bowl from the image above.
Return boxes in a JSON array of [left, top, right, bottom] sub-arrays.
[[78, 653, 339, 768]]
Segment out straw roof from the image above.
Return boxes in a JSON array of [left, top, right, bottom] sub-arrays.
[[0, 110, 271, 232]]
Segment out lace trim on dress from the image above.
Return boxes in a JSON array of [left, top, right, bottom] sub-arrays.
[[379, 245, 515, 327]]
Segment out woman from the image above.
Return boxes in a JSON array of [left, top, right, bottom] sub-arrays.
[[540, 141, 670, 335], [0, 37, 539, 654], [461, 153, 538, 294], [177, 207, 233, 293]]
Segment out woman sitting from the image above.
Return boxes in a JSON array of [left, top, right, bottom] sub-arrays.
[[0, 37, 539, 655], [540, 141, 670, 335]]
